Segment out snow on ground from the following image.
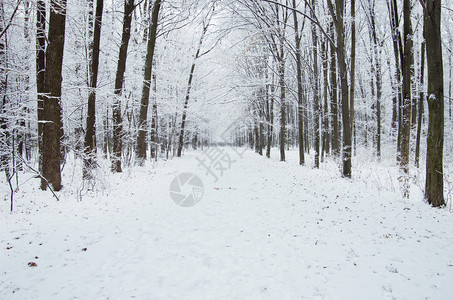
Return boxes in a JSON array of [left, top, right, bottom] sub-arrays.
[[1, 148, 453, 299]]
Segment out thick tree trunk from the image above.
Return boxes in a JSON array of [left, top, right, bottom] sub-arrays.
[[41, 0, 67, 191], [83, 0, 104, 180], [423, 0, 444, 207], [111, 0, 134, 172], [136, 0, 161, 165], [329, 0, 351, 177]]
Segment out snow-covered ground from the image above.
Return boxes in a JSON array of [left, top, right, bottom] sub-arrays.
[[1, 148, 453, 299]]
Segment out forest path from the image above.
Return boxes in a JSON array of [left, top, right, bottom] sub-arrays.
[[1, 148, 453, 299]]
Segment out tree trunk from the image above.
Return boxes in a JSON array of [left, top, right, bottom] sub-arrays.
[[311, 0, 320, 168], [387, 56, 398, 134], [350, 0, 356, 155], [36, 0, 46, 172], [449, 52, 451, 121], [177, 17, 210, 157], [111, 0, 134, 172], [328, 0, 351, 177], [423, 0, 444, 207], [278, 57, 286, 162], [415, 41, 425, 168], [329, 22, 339, 157], [1, 1, 10, 174], [41, 0, 67, 191], [266, 76, 274, 158], [136, 0, 161, 165], [399, 0, 413, 197], [292, 0, 304, 165], [83, 0, 104, 180], [369, 3, 382, 158], [322, 39, 330, 158], [150, 100, 158, 159], [387, 0, 404, 157]]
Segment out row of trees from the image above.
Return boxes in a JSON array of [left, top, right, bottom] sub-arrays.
[[0, 0, 451, 208], [230, 0, 449, 206], [0, 0, 217, 193]]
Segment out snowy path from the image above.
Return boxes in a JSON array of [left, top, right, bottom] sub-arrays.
[[1, 149, 453, 299]]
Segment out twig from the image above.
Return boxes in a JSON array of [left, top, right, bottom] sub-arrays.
[[14, 155, 60, 202]]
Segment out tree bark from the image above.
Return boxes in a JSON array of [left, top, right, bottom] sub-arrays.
[[278, 57, 286, 162], [369, 2, 382, 158], [322, 38, 329, 157], [415, 41, 425, 168], [350, 0, 356, 155], [328, 0, 351, 177], [399, 0, 413, 197], [387, 0, 404, 156], [1, 1, 10, 175], [83, 0, 104, 180], [266, 74, 274, 158], [111, 0, 134, 172], [311, 0, 320, 168], [150, 85, 158, 159], [36, 0, 46, 172], [292, 0, 304, 165], [136, 0, 161, 165], [423, 0, 444, 207], [329, 22, 339, 157], [41, 0, 67, 191]]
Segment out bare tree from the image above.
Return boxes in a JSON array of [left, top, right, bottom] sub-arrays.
[[292, 0, 305, 165], [136, 0, 161, 165], [36, 0, 46, 172], [83, 0, 104, 180], [421, 0, 445, 207], [310, 0, 320, 168], [327, 0, 352, 177], [111, 0, 135, 173], [177, 3, 215, 157], [399, 0, 413, 197], [41, 0, 68, 191], [415, 40, 425, 168]]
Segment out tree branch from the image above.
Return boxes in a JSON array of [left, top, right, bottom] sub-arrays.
[[259, 0, 337, 51], [0, 0, 23, 40]]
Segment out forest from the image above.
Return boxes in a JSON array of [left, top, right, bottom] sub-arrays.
[[1, 0, 453, 298]]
